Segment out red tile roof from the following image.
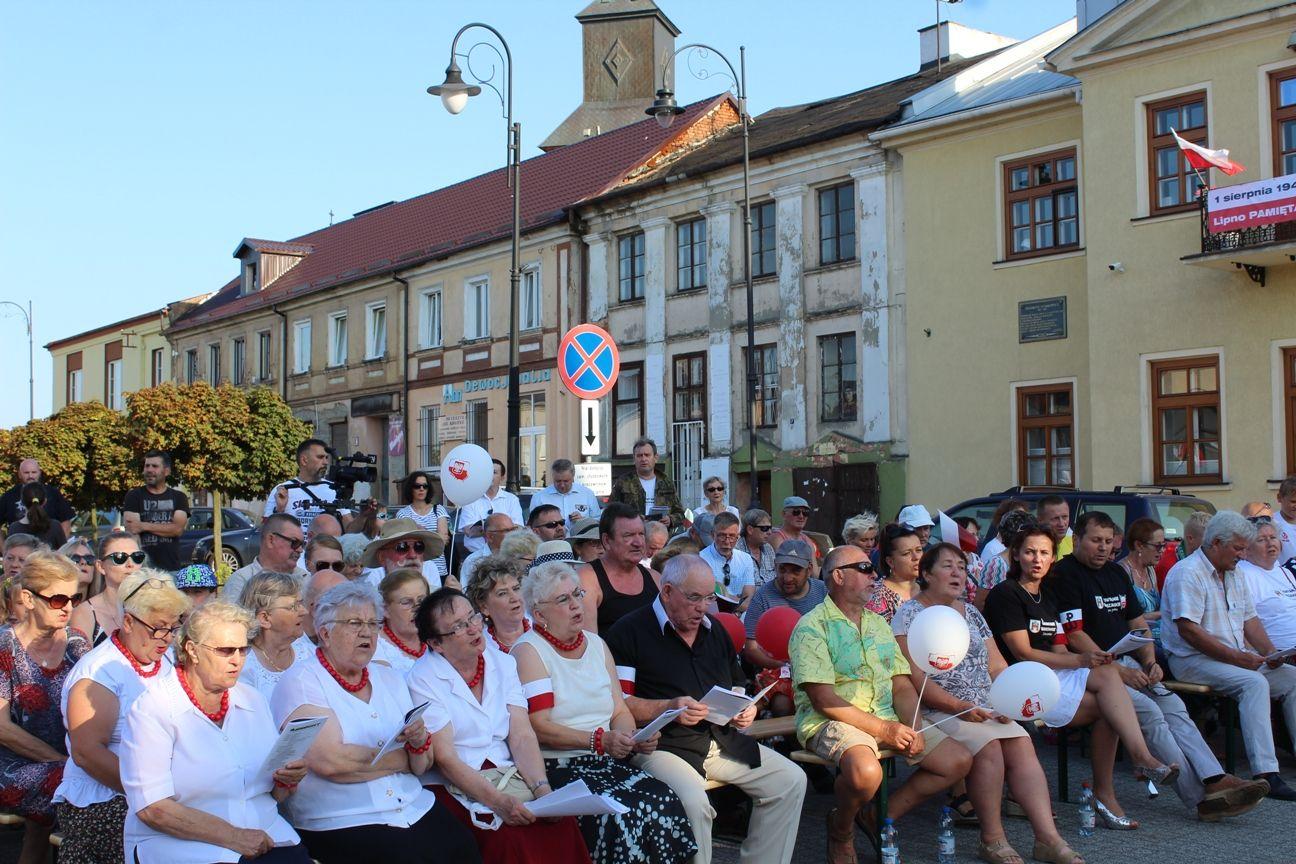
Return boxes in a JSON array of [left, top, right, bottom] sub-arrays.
[[172, 94, 736, 332]]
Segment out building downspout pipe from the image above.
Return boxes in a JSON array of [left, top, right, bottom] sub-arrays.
[[392, 273, 412, 471], [270, 305, 288, 402]]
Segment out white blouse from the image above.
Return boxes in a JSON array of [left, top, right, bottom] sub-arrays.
[[514, 630, 614, 758], [270, 653, 434, 832], [55, 638, 173, 808], [120, 673, 299, 864], [372, 633, 425, 675], [239, 639, 314, 705], [407, 648, 524, 782]]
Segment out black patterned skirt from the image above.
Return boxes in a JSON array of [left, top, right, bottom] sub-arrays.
[[545, 754, 697, 864]]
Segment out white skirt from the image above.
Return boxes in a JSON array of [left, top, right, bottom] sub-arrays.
[[1042, 667, 1090, 728]]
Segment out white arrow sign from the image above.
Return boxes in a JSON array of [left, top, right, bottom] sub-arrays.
[[580, 399, 601, 457]]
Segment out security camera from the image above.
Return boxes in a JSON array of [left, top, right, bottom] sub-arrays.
[[1108, 262, 1125, 272]]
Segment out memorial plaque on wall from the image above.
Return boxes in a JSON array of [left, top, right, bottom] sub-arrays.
[[1018, 297, 1067, 343]]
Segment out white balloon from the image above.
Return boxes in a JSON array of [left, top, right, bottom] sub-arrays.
[[439, 444, 494, 506], [988, 661, 1061, 722], [906, 604, 971, 676]]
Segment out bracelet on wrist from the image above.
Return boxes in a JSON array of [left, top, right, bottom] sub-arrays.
[[527, 779, 551, 793], [404, 733, 433, 755], [593, 726, 606, 756], [272, 779, 298, 791]]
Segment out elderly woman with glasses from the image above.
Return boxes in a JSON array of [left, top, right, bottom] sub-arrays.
[[697, 476, 739, 519], [737, 508, 777, 589], [58, 538, 101, 601], [0, 551, 89, 863], [55, 570, 189, 864], [409, 587, 589, 863], [374, 569, 430, 672], [465, 557, 531, 654], [70, 532, 146, 647], [396, 471, 450, 542], [513, 562, 697, 863], [120, 601, 310, 864], [238, 571, 312, 702], [270, 582, 477, 864], [1237, 516, 1296, 660]]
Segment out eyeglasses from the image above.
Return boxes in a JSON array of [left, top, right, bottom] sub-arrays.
[[103, 550, 147, 566], [705, 486, 725, 493], [677, 590, 714, 606], [122, 577, 169, 603], [312, 560, 345, 572], [393, 595, 428, 609], [199, 643, 252, 658], [787, 508, 810, 517], [270, 600, 306, 613], [537, 520, 564, 531], [128, 611, 180, 639], [328, 618, 381, 634], [412, 483, 430, 490], [1246, 515, 1273, 525], [435, 610, 485, 638], [391, 540, 425, 555], [538, 587, 587, 608], [753, 524, 773, 532], [1143, 542, 1169, 552], [68, 554, 96, 566], [834, 561, 876, 576], [28, 589, 84, 610], [271, 531, 305, 552]]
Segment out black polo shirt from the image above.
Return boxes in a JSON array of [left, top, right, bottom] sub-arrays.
[[604, 598, 759, 776], [1048, 554, 1143, 651]]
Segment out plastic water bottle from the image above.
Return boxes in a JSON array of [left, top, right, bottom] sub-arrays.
[[880, 817, 900, 864], [1078, 782, 1096, 838], [937, 807, 956, 863]]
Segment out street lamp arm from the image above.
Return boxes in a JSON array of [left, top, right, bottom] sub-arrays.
[[0, 301, 30, 330], [659, 43, 744, 103], [447, 22, 513, 123]]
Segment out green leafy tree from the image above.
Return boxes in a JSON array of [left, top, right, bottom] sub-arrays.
[[0, 401, 134, 513]]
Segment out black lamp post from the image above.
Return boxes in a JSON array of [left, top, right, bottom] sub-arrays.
[[429, 24, 523, 493], [646, 45, 759, 509]]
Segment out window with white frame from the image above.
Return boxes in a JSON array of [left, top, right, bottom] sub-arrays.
[[465, 277, 490, 340], [365, 302, 387, 360], [68, 369, 83, 403], [520, 265, 541, 331], [185, 349, 198, 384], [419, 287, 443, 348], [292, 320, 311, 373], [420, 404, 442, 467], [151, 348, 165, 387], [106, 359, 123, 410], [328, 312, 348, 367]]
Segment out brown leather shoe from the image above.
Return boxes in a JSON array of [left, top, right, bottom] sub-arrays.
[[1200, 774, 1269, 820]]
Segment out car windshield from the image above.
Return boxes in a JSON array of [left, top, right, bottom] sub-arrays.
[[1153, 498, 1216, 541]]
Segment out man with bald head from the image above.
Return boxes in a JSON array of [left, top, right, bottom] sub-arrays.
[[458, 511, 515, 587], [297, 512, 343, 571], [295, 559, 347, 648], [0, 458, 74, 536]]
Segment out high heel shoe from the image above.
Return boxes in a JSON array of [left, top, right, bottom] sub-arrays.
[[1136, 762, 1180, 787], [1092, 798, 1139, 830]]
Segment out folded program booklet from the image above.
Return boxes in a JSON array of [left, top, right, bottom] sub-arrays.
[[701, 682, 778, 725]]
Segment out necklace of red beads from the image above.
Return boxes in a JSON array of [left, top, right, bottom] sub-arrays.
[[487, 618, 531, 654], [382, 623, 426, 659], [176, 666, 229, 725], [463, 653, 486, 690], [534, 623, 585, 653], [111, 631, 162, 678], [317, 648, 369, 693]]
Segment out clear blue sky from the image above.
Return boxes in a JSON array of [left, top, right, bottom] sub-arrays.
[[0, 0, 1076, 429]]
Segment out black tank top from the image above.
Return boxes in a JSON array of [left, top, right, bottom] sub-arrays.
[[591, 559, 658, 633]]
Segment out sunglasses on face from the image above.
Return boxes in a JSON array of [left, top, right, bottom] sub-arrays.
[[706, 486, 724, 493], [787, 508, 810, 517], [199, 643, 252, 658], [28, 589, 84, 610], [313, 560, 345, 572], [68, 554, 96, 566], [103, 551, 148, 566], [753, 524, 773, 532], [412, 483, 429, 490], [537, 520, 564, 530], [271, 531, 305, 552], [391, 540, 425, 555], [834, 561, 876, 576]]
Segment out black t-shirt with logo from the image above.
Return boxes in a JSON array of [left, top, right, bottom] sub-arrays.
[[1047, 554, 1143, 652], [122, 486, 190, 571], [983, 578, 1067, 663]]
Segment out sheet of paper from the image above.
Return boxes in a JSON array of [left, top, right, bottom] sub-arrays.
[[1109, 630, 1156, 656], [370, 700, 432, 766], [632, 707, 684, 743], [1265, 646, 1296, 662], [260, 715, 327, 776], [525, 780, 630, 818], [702, 682, 778, 725]]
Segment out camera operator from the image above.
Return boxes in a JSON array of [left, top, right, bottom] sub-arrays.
[[265, 439, 344, 524]]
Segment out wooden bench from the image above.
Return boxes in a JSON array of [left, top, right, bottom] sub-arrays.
[[701, 715, 798, 790], [791, 747, 898, 855], [0, 813, 22, 827]]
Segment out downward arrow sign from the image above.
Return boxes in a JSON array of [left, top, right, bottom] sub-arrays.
[[579, 399, 600, 457], [585, 404, 596, 445]]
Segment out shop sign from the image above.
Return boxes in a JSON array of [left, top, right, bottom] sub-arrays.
[[442, 368, 551, 403]]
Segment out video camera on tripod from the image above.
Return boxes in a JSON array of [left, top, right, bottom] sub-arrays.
[[282, 448, 378, 516]]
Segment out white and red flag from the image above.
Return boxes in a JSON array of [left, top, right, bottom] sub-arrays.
[[1172, 129, 1245, 176]]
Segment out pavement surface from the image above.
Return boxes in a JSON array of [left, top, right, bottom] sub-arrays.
[[1, 727, 1292, 863]]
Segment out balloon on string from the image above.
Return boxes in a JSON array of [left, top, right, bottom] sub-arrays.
[[713, 612, 746, 654], [439, 444, 493, 506], [755, 606, 802, 663], [905, 604, 970, 676], [988, 661, 1060, 721]]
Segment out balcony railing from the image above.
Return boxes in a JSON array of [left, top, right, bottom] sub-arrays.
[[1199, 189, 1296, 254]]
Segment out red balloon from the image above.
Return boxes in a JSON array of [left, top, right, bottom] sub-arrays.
[[714, 612, 746, 654], [755, 606, 802, 663]]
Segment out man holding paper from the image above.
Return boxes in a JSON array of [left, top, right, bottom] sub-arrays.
[[604, 555, 806, 864], [1052, 511, 1267, 817]]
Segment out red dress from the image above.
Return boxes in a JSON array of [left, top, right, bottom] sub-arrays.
[[430, 785, 591, 864]]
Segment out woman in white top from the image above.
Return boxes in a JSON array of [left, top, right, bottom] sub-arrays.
[[270, 582, 478, 864], [514, 562, 696, 864], [696, 475, 740, 518], [373, 568, 429, 673], [69, 532, 145, 647], [238, 571, 313, 702], [1238, 517, 1296, 652], [56, 571, 189, 863], [395, 471, 450, 542], [408, 588, 589, 864], [120, 601, 309, 864]]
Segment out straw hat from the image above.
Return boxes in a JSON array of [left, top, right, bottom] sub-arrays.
[[361, 518, 445, 568]]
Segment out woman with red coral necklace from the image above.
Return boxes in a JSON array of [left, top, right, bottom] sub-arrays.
[[120, 601, 310, 864], [0, 551, 88, 864], [55, 570, 189, 864], [465, 559, 530, 654], [373, 569, 429, 673], [409, 588, 589, 864], [270, 582, 479, 864]]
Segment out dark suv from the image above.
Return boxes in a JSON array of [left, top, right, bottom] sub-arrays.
[[945, 486, 1216, 551]]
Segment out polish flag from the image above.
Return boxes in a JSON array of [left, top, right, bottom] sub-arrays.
[[1171, 129, 1245, 176]]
